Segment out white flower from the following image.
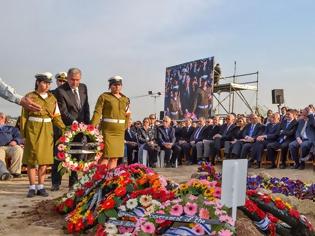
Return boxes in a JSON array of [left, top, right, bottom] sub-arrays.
[[139, 195, 152, 207], [66, 192, 74, 198], [145, 205, 155, 215], [104, 223, 118, 234], [151, 199, 162, 207], [126, 198, 138, 209], [118, 205, 126, 211]]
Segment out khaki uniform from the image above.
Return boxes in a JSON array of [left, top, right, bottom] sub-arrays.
[[20, 91, 65, 167], [169, 97, 181, 120], [91, 92, 130, 158], [192, 87, 211, 118]]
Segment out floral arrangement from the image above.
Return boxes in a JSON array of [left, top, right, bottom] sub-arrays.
[[240, 190, 315, 236], [174, 179, 221, 201], [55, 164, 175, 234], [136, 194, 236, 236], [197, 161, 222, 183], [55, 122, 104, 172], [247, 175, 315, 201]]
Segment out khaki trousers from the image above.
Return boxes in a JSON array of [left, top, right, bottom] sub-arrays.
[[0, 145, 23, 174]]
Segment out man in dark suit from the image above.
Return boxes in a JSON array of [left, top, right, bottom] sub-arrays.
[[50, 72, 67, 191], [289, 107, 315, 170], [177, 118, 195, 164], [266, 109, 298, 169], [231, 114, 264, 160], [189, 117, 208, 163], [209, 114, 238, 164], [125, 119, 138, 164], [251, 113, 281, 168], [202, 116, 221, 161], [53, 68, 90, 189], [157, 116, 181, 168]]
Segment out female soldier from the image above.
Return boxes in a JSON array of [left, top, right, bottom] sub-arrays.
[[91, 75, 130, 169], [20, 72, 65, 198]]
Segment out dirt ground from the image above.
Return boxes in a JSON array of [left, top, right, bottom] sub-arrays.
[[0, 164, 314, 236]]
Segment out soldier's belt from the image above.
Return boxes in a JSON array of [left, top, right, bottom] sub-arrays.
[[198, 105, 208, 109], [102, 118, 125, 124], [28, 117, 52, 122]]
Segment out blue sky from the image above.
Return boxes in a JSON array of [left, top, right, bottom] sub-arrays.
[[0, 0, 314, 119]]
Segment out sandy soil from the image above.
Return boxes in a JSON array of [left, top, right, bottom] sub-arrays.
[[0, 165, 314, 235]]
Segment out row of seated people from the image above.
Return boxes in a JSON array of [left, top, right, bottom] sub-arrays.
[[125, 107, 315, 170]]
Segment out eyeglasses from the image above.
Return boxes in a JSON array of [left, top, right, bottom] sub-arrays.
[[163, 120, 168, 122]]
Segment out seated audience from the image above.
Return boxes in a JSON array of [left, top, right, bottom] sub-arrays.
[[125, 118, 138, 164], [0, 112, 23, 178], [190, 117, 208, 163]]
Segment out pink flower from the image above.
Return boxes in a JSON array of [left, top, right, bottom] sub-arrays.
[[170, 204, 183, 216], [193, 224, 205, 235], [199, 208, 210, 219], [184, 202, 198, 216], [118, 226, 133, 233], [141, 222, 155, 234], [216, 202, 223, 209], [188, 195, 198, 201], [218, 229, 233, 236], [219, 214, 230, 223]]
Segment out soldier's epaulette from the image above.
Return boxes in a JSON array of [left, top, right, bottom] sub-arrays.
[[25, 91, 38, 99]]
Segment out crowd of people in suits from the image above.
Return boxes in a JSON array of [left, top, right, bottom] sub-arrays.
[[126, 105, 315, 170]]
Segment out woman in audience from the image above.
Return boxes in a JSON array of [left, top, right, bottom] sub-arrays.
[[137, 117, 159, 168]]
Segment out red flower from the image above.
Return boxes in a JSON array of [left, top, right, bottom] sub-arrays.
[[96, 224, 105, 236], [86, 212, 94, 225], [114, 186, 127, 197], [75, 189, 85, 197], [87, 124, 95, 132], [67, 222, 74, 233], [267, 213, 279, 223], [71, 122, 79, 131], [289, 209, 300, 219], [99, 143, 105, 150], [274, 199, 286, 210], [100, 198, 115, 210], [58, 202, 65, 212], [59, 136, 66, 143], [245, 200, 256, 213], [57, 152, 65, 160], [256, 208, 266, 219], [84, 181, 93, 188], [260, 195, 271, 204], [92, 171, 103, 181], [246, 190, 257, 196], [74, 218, 84, 232], [65, 198, 74, 208]]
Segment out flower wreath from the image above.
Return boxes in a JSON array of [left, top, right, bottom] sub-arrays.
[[56, 122, 104, 172], [136, 194, 236, 236], [240, 190, 314, 236]]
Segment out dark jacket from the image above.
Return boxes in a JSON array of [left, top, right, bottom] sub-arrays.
[[157, 126, 176, 146], [0, 125, 23, 146], [178, 126, 195, 142], [263, 123, 281, 142], [138, 127, 156, 144], [189, 125, 207, 142], [219, 123, 239, 141], [55, 83, 90, 125], [204, 125, 220, 140], [125, 127, 138, 143], [242, 123, 264, 139], [295, 114, 315, 141], [278, 119, 298, 142]]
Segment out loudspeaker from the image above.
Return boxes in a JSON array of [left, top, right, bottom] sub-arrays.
[[159, 111, 165, 120], [272, 89, 284, 104]]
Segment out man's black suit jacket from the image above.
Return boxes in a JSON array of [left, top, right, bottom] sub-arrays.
[[55, 83, 90, 125], [157, 126, 176, 146]]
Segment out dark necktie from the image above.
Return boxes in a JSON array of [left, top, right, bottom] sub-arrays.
[[73, 89, 81, 109]]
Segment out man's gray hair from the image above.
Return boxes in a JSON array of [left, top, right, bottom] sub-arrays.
[[67, 68, 81, 76]]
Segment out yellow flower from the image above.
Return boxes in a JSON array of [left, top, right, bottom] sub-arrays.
[[180, 183, 189, 190]]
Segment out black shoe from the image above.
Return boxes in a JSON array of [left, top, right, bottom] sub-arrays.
[[171, 163, 176, 168], [291, 164, 299, 169], [267, 165, 276, 169], [11, 173, 22, 178], [51, 185, 60, 191], [27, 189, 36, 198], [37, 188, 49, 197], [300, 154, 312, 162], [279, 164, 286, 169], [298, 165, 305, 170]]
